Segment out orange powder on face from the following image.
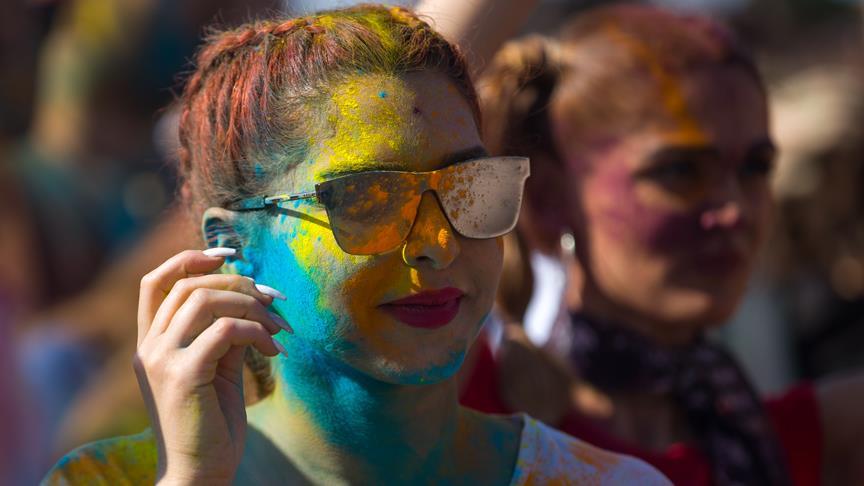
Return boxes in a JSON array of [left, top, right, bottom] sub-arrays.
[[436, 227, 453, 248], [603, 25, 708, 146], [340, 255, 412, 355], [338, 193, 464, 361]]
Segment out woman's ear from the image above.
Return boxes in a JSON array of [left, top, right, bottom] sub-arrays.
[[202, 207, 255, 277]]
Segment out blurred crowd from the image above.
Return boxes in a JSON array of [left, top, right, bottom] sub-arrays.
[[2, 0, 863, 484]]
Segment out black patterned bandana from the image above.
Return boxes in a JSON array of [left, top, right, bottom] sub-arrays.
[[556, 313, 792, 486]]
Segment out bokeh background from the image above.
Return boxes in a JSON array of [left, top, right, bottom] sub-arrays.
[[1, 0, 862, 483]]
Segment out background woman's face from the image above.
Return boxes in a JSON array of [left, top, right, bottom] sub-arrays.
[[566, 65, 774, 338], [247, 72, 502, 384]]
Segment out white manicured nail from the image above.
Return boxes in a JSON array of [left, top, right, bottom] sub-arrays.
[[269, 312, 294, 334], [272, 337, 289, 357], [256, 284, 286, 301], [203, 247, 236, 258]]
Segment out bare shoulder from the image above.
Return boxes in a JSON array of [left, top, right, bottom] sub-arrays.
[[512, 415, 671, 485], [42, 429, 157, 485]]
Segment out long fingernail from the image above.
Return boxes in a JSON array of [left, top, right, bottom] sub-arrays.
[[256, 284, 286, 301], [269, 312, 294, 334], [272, 337, 289, 357], [203, 247, 236, 258]]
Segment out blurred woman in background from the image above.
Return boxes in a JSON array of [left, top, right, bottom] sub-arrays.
[[461, 5, 864, 485]]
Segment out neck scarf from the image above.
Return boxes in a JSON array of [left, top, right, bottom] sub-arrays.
[[559, 313, 792, 486]]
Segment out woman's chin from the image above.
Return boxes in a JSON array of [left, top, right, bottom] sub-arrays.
[[326, 309, 485, 386], [654, 290, 742, 331], [358, 348, 468, 386]]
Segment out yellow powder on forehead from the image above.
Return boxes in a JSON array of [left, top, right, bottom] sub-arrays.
[[318, 74, 424, 173]]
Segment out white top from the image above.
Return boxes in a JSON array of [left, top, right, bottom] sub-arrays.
[[511, 415, 671, 485], [45, 414, 670, 485], [523, 251, 568, 347]]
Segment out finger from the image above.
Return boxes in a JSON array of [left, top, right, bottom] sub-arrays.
[[150, 273, 276, 337], [163, 288, 291, 346], [184, 318, 280, 375], [138, 249, 234, 344]]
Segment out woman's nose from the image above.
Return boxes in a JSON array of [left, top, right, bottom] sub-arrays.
[[701, 176, 746, 230], [700, 201, 742, 229], [402, 191, 460, 270]]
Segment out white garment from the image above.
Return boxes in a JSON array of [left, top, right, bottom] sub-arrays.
[[510, 415, 671, 485], [523, 251, 568, 347], [45, 414, 670, 485]]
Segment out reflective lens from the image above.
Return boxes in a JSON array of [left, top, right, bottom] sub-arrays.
[[315, 157, 529, 255], [437, 157, 529, 239], [317, 173, 423, 255]]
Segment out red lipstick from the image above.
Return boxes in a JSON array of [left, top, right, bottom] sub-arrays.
[[379, 288, 464, 329]]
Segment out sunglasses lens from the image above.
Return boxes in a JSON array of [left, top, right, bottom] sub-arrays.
[[316, 157, 529, 255], [438, 157, 529, 238], [318, 173, 422, 255]]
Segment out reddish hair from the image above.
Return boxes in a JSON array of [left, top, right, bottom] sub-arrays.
[[177, 4, 478, 225]]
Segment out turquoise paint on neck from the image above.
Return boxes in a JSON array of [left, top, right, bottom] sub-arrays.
[[243, 215, 474, 481], [271, 341, 460, 478]]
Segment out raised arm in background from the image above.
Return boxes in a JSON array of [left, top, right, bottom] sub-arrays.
[[415, 0, 539, 77]]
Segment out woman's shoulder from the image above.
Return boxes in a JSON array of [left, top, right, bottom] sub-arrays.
[[42, 429, 157, 485], [512, 415, 671, 485]]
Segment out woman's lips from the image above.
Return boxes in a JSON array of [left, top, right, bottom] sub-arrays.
[[686, 237, 749, 274], [378, 287, 464, 329]]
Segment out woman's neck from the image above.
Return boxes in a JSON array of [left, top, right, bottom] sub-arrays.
[[245, 338, 514, 484], [576, 283, 698, 349], [599, 390, 694, 452]]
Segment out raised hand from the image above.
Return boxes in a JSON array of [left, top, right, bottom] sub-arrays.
[[134, 249, 291, 485]]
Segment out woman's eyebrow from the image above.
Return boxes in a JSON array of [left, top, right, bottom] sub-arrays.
[[647, 145, 719, 165], [319, 162, 395, 180], [319, 146, 490, 179]]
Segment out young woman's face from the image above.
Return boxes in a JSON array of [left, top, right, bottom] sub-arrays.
[[562, 65, 774, 339], [245, 72, 503, 384]]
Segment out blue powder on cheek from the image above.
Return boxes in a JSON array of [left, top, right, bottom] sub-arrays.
[[378, 90, 388, 99], [393, 311, 492, 385], [254, 238, 334, 344]]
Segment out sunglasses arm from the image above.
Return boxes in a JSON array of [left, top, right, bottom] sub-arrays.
[[227, 191, 317, 211]]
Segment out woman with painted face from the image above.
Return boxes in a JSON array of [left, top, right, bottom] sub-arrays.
[[462, 5, 864, 486], [43, 6, 668, 484]]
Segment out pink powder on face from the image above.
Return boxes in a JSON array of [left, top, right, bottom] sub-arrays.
[[584, 155, 755, 277], [592, 160, 700, 249], [561, 61, 770, 279]]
